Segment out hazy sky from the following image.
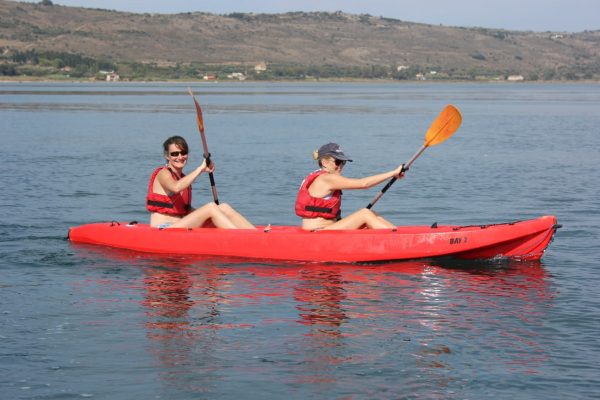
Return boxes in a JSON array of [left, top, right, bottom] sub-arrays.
[[17, 0, 600, 32]]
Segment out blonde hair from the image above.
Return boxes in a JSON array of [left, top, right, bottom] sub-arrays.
[[313, 149, 332, 167]]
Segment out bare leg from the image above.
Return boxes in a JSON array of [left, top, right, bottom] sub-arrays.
[[374, 211, 396, 228], [169, 203, 238, 229], [218, 203, 255, 229], [323, 208, 396, 230]]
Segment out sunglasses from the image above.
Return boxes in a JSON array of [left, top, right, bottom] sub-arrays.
[[169, 150, 188, 157], [334, 159, 346, 166]]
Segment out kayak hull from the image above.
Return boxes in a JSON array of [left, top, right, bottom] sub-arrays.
[[68, 215, 559, 263]]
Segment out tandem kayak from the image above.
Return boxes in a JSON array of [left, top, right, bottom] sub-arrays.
[[68, 215, 560, 263]]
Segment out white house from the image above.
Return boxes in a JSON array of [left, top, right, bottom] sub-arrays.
[[254, 62, 267, 73], [106, 72, 120, 82]]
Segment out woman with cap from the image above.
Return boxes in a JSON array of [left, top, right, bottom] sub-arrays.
[[295, 142, 405, 230], [147, 135, 255, 229]]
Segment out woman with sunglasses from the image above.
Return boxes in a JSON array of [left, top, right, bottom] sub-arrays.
[[147, 136, 255, 229], [296, 142, 406, 230]]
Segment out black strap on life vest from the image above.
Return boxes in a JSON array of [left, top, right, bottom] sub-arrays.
[[147, 200, 174, 209], [305, 205, 333, 213]]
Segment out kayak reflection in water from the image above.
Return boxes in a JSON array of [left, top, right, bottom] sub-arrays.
[[147, 136, 255, 229], [296, 142, 405, 230]]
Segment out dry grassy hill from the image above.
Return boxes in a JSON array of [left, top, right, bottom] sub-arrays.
[[1, 0, 599, 80]]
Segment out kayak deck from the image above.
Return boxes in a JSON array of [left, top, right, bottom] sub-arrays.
[[68, 215, 559, 263]]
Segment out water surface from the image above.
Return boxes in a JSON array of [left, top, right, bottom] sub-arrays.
[[1, 82, 599, 399]]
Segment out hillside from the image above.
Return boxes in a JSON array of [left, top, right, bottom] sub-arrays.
[[1, 0, 599, 80]]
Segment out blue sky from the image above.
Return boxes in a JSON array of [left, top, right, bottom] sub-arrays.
[[18, 0, 599, 32]]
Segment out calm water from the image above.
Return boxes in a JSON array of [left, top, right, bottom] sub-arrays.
[[1, 82, 599, 399]]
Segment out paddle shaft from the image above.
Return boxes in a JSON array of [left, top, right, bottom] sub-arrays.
[[188, 88, 219, 205], [197, 126, 219, 205], [205, 158, 219, 205], [366, 144, 426, 209]]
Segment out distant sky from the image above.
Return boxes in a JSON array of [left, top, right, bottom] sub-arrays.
[[16, 0, 600, 32]]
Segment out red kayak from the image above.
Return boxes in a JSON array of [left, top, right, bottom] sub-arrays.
[[68, 215, 559, 263]]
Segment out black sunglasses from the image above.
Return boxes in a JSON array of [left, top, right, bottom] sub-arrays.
[[334, 159, 346, 166], [169, 150, 188, 157]]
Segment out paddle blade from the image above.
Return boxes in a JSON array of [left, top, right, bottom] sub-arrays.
[[187, 87, 205, 134], [424, 104, 462, 147]]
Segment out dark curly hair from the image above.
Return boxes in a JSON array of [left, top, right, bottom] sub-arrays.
[[162, 136, 188, 155]]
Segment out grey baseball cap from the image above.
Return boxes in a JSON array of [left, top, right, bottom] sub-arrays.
[[317, 143, 353, 162]]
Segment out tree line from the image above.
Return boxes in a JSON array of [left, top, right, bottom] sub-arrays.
[[1, 49, 116, 77], [1, 48, 597, 81]]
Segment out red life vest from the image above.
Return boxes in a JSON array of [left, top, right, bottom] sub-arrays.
[[146, 167, 192, 216], [295, 170, 342, 220]]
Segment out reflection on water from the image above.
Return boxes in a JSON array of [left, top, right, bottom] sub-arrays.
[[71, 245, 554, 396], [295, 268, 348, 333], [142, 265, 224, 394], [292, 268, 349, 386]]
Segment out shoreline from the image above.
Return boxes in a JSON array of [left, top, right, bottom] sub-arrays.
[[2, 76, 599, 84]]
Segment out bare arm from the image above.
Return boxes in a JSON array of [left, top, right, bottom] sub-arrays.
[[310, 165, 405, 197], [156, 160, 212, 194]]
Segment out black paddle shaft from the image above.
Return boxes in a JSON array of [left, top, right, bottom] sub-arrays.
[[203, 152, 219, 205], [366, 144, 426, 209]]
